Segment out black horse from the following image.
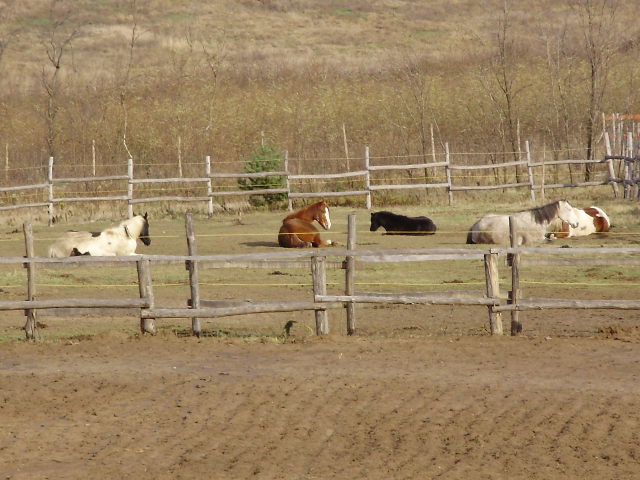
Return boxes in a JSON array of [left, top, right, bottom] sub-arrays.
[[370, 211, 437, 235]]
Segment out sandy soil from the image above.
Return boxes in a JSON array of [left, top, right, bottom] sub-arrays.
[[2, 325, 640, 480], [2, 205, 640, 479]]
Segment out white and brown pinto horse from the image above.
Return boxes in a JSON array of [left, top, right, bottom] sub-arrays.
[[466, 200, 580, 246], [48, 213, 151, 257], [278, 200, 333, 248], [551, 206, 611, 239]]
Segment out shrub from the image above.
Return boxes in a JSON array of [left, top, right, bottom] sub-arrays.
[[238, 142, 287, 207]]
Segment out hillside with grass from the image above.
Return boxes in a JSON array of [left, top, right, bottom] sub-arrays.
[[1, 0, 639, 185]]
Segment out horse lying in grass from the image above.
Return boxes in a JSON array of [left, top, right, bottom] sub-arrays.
[[370, 211, 437, 235], [48, 213, 151, 257], [549, 205, 611, 239], [278, 200, 333, 248], [466, 200, 579, 245]]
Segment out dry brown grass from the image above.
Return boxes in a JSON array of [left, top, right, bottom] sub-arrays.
[[0, 0, 639, 202]]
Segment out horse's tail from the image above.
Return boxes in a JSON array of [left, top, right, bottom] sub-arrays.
[[466, 231, 475, 244]]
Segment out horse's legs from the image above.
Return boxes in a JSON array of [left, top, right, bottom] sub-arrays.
[[290, 234, 312, 248], [278, 231, 312, 248], [312, 237, 333, 247]]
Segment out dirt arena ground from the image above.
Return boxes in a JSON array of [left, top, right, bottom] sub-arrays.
[[2, 202, 640, 479], [1, 317, 639, 480]]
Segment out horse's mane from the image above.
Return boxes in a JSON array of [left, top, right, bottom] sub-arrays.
[[118, 214, 148, 239], [284, 200, 327, 221], [529, 200, 561, 225]]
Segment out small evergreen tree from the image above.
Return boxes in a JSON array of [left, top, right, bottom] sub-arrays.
[[238, 142, 287, 207]]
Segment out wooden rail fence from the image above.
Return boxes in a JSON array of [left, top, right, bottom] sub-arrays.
[[3, 214, 640, 340], [2, 134, 637, 225]]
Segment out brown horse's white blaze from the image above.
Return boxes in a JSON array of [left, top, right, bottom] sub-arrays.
[[554, 206, 611, 238], [278, 200, 333, 248]]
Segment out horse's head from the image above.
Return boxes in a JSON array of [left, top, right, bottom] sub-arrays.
[[314, 200, 331, 230], [139, 212, 151, 245], [128, 212, 151, 246], [370, 212, 380, 231], [558, 200, 579, 229]]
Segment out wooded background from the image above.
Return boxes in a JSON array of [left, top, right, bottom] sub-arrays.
[[1, 0, 639, 188]]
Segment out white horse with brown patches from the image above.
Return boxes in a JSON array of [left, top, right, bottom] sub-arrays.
[[48, 213, 151, 257], [466, 200, 580, 246], [550, 206, 611, 239]]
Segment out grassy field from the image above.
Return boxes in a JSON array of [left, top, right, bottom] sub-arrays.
[[0, 0, 639, 183], [1, 191, 639, 342]]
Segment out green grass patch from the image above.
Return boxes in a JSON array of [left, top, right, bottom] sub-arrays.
[[165, 13, 194, 22], [20, 17, 52, 27]]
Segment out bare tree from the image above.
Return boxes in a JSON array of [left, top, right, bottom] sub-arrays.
[[0, 1, 20, 181], [573, 0, 618, 180], [200, 35, 226, 133], [542, 20, 579, 182], [476, 0, 528, 181], [40, 1, 80, 157], [0, 1, 19, 65], [544, 26, 570, 147], [119, 0, 143, 160], [0, 3, 20, 120], [396, 56, 435, 164]]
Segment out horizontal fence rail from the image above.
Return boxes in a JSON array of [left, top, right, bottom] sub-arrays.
[[2, 131, 638, 224], [6, 215, 640, 340]]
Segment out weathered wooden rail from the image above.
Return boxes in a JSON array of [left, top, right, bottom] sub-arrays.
[[6, 214, 640, 340], [2, 135, 634, 225]]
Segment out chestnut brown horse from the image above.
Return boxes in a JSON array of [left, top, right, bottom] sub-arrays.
[[278, 200, 334, 248]]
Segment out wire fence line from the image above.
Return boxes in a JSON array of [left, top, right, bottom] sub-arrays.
[[1, 136, 637, 225]]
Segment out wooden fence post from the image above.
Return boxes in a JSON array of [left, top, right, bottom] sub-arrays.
[[4, 143, 8, 182], [205, 156, 213, 217], [177, 135, 183, 178], [127, 158, 134, 218], [604, 132, 620, 198], [364, 146, 372, 209], [47, 157, 54, 226], [540, 144, 546, 201], [345, 212, 357, 335], [311, 255, 329, 335], [508, 216, 522, 335], [484, 250, 502, 335], [525, 140, 536, 202], [612, 113, 618, 152], [185, 214, 202, 337], [637, 156, 640, 201], [632, 133, 640, 200], [445, 142, 453, 205], [624, 133, 633, 199], [23, 222, 37, 340], [92, 139, 96, 176], [285, 151, 293, 212], [137, 258, 156, 334]]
